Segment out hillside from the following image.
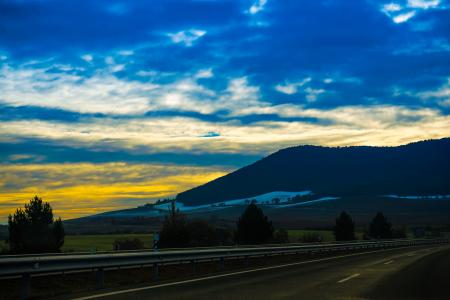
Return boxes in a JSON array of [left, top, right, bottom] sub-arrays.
[[176, 138, 450, 206]]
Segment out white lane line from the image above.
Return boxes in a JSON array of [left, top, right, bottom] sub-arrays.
[[71, 246, 431, 300], [338, 273, 360, 283], [383, 260, 394, 265]]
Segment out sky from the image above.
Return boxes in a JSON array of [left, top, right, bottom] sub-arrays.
[[0, 0, 449, 221]]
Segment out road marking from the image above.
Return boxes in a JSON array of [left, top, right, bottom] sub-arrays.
[[383, 260, 394, 265], [71, 246, 435, 300], [337, 273, 360, 283]]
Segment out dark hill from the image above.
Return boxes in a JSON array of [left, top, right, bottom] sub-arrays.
[[176, 138, 450, 206]]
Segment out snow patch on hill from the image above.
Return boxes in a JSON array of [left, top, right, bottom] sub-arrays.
[[154, 191, 313, 212]]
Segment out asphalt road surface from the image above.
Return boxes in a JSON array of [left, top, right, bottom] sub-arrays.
[[73, 245, 450, 300]]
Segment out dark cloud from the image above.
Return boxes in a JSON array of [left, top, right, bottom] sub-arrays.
[[0, 138, 260, 167]]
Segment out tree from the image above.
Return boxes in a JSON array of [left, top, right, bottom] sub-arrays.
[[236, 203, 274, 244], [334, 211, 356, 241], [7, 196, 65, 253], [158, 201, 190, 248], [369, 212, 392, 239]]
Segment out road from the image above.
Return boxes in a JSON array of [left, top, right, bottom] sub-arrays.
[[73, 245, 450, 300]]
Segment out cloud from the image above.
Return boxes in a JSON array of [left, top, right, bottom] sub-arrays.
[[275, 78, 311, 95], [1, 0, 449, 220], [393, 10, 416, 23], [248, 0, 268, 14], [1, 104, 448, 158], [382, 3, 402, 12], [118, 50, 134, 56], [381, 0, 443, 24], [304, 87, 325, 102], [417, 78, 450, 107], [81, 54, 93, 62], [0, 163, 227, 220], [168, 29, 206, 47], [195, 68, 214, 79], [407, 0, 440, 9]]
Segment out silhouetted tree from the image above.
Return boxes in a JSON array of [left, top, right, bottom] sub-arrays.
[[236, 203, 274, 244], [7, 196, 65, 253], [334, 211, 356, 241], [369, 212, 392, 239], [158, 201, 189, 248]]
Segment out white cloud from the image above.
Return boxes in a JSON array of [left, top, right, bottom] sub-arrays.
[[1, 61, 448, 153], [407, 0, 440, 9], [275, 84, 297, 95], [323, 78, 333, 84], [136, 70, 158, 77], [383, 3, 402, 12], [417, 78, 450, 107], [275, 78, 311, 95], [393, 11, 416, 23], [168, 29, 206, 47], [118, 50, 134, 56], [381, 0, 441, 24], [81, 54, 93, 62], [195, 68, 214, 79], [249, 0, 268, 14], [304, 88, 325, 102], [1, 105, 448, 156], [111, 64, 125, 72]]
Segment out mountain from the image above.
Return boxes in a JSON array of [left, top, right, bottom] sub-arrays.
[[176, 138, 450, 206]]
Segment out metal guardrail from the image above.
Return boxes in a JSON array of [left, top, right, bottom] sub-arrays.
[[1, 238, 448, 299]]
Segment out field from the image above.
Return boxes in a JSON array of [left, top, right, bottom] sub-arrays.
[[62, 233, 154, 252], [1, 228, 421, 253]]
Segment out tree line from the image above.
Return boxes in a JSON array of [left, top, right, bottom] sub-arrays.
[[4, 196, 414, 254]]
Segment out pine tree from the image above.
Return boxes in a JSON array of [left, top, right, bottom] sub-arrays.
[[8, 196, 65, 253], [236, 203, 274, 244], [334, 211, 356, 241]]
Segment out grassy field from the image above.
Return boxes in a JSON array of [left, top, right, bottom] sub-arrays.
[[0, 228, 420, 253], [287, 229, 334, 242], [62, 233, 154, 252]]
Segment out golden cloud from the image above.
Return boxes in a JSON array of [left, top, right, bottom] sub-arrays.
[[0, 163, 227, 221]]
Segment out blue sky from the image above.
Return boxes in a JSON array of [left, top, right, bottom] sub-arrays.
[[0, 0, 449, 219]]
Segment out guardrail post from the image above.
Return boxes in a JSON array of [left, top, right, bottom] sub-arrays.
[[191, 260, 196, 274], [96, 268, 104, 289], [218, 257, 224, 271], [153, 263, 159, 279], [245, 256, 249, 267], [20, 273, 30, 300]]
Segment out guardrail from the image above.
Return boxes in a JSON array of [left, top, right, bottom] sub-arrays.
[[1, 238, 448, 299]]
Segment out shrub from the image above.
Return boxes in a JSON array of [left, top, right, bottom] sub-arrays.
[[113, 238, 145, 250]]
